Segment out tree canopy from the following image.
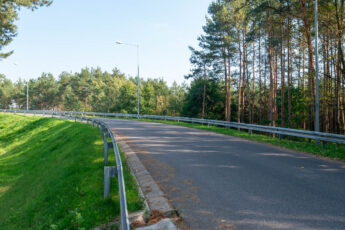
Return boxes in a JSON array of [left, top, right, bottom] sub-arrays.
[[0, 0, 52, 59], [0, 67, 187, 116], [185, 0, 345, 134], [1, 0, 345, 135]]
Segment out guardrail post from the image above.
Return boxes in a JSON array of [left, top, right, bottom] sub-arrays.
[[248, 129, 252, 134], [208, 122, 210, 128], [279, 134, 283, 140], [104, 166, 117, 198], [103, 132, 108, 165], [322, 140, 326, 150], [103, 132, 112, 165]]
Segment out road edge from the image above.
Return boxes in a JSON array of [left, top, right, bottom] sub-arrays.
[[112, 129, 176, 217]]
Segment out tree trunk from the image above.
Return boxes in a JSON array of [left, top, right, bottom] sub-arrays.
[[227, 47, 232, 121], [281, 25, 285, 127], [242, 27, 247, 123], [258, 32, 262, 123], [268, 8, 274, 126], [288, 17, 292, 128], [302, 40, 306, 130], [237, 30, 242, 123], [274, 52, 278, 126], [335, 0, 344, 132], [251, 43, 256, 124], [202, 63, 207, 119], [223, 48, 229, 121]]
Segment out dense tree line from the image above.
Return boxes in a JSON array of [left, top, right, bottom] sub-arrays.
[[1, 0, 345, 134], [0, 68, 188, 116], [186, 0, 345, 134]]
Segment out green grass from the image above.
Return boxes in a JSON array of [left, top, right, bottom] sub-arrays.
[[98, 116, 345, 161], [0, 113, 143, 230]]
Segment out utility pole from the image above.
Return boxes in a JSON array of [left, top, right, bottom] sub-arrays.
[[315, 0, 320, 135], [26, 81, 29, 110], [314, 0, 320, 135], [136, 45, 140, 117]]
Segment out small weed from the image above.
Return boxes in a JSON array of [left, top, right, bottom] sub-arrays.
[[178, 208, 185, 218], [69, 208, 85, 229], [145, 209, 149, 222]]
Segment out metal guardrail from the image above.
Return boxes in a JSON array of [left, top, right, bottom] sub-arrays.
[[3, 109, 344, 149], [2, 108, 345, 227], [3, 109, 345, 147], [0, 110, 130, 230]]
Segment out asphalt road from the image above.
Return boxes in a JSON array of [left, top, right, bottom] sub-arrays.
[[102, 118, 345, 230]]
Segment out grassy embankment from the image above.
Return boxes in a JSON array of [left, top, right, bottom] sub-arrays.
[[0, 113, 143, 230], [94, 115, 345, 161]]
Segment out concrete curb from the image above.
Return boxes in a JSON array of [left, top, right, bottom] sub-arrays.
[[136, 219, 177, 230], [112, 129, 176, 217]]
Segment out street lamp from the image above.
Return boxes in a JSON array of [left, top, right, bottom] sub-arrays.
[[115, 41, 140, 117], [13, 63, 29, 110], [315, 0, 320, 135]]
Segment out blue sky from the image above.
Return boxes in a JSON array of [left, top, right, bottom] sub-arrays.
[[0, 0, 213, 85]]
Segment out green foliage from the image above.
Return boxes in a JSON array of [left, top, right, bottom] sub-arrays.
[[29, 73, 58, 110], [183, 0, 345, 134], [0, 75, 14, 108], [167, 81, 187, 116], [182, 78, 225, 120], [3, 67, 187, 116], [0, 0, 52, 59], [0, 114, 143, 229]]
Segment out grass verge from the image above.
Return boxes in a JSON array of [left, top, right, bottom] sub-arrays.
[[98, 116, 345, 162], [0, 113, 143, 230]]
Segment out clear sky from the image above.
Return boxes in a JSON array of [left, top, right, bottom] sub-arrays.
[[0, 0, 213, 85]]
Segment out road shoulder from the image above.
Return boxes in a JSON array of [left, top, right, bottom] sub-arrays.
[[112, 129, 181, 229]]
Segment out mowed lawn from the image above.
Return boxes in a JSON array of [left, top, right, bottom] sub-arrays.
[[0, 113, 142, 230]]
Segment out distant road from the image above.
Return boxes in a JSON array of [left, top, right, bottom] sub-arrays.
[[101, 118, 345, 230]]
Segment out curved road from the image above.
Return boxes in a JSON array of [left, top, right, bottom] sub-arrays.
[[102, 118, 345, 230]]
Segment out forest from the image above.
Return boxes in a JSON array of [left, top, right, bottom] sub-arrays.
[[1, 0, 345, 134], [186, 0, 345, 134], [0, 69, 187, 116]]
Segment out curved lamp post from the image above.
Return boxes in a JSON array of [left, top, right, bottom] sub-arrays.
[[115, 41, 140, 117]]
